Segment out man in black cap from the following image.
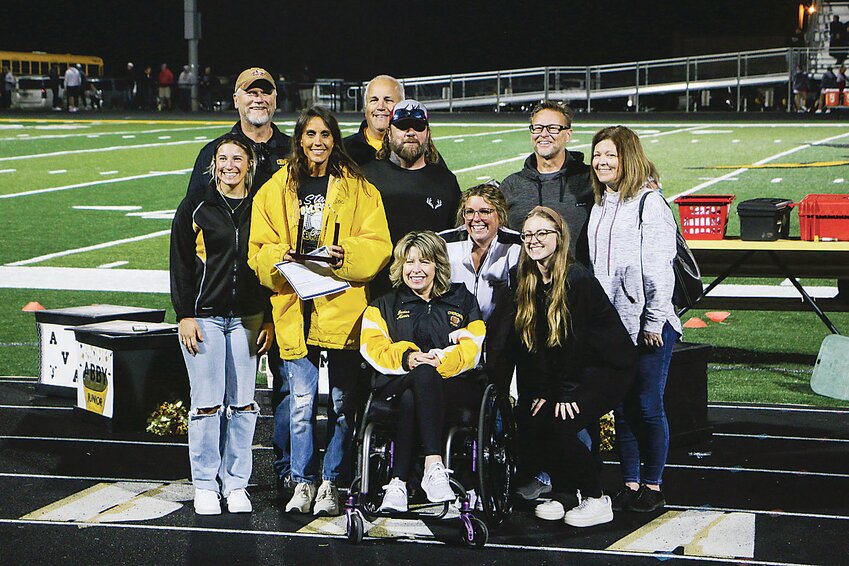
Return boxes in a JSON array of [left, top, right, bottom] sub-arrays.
[[362, 99, 461, 296], [186, 67, 291, 195]]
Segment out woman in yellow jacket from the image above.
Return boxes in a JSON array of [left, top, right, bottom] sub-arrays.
[[249, 106, 391, 517]]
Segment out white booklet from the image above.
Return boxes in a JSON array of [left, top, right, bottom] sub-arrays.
[[274, 246, 351, 300]]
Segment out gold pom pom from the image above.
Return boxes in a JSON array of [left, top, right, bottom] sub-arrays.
[[599, 411, 615, 452], [146, 400, 189, 436]]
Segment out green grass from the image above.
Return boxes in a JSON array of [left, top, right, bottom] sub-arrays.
[[2, 116, 848, 408]]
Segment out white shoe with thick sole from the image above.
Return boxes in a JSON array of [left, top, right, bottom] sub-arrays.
[[564, 495, 614, 527]]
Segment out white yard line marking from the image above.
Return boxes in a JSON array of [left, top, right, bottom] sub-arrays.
[[99, 170, 118, 175], [454, 139, 465, 143], [771, 178, 783, 183], [834, 178, 845, 183], [0, 518, 811, 565], [0, 435, 186, 448], [122, 135, 136, 138], [670, 130, 849, 201], [0, 169, 191, 199], [6, 231, 170, 267], [454, 126, 703, 174], [664, 504, 849, 522], [713, 432, 849, 443], [491, 139, 503, 143], [48, 169, 67, 174], [0, 472, 181, 483], [0, 168, 17, 173], [73, 205, 141, 211], [0, 266, 170, 291], [0, 139, 203, 162], [433, 127, 526, 141], [97, 261, 129, 269], [0, 124, 224, 141]]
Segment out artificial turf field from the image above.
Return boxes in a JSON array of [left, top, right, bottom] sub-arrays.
[[1, 112, 849, 563], [1, 112, 848, 404]]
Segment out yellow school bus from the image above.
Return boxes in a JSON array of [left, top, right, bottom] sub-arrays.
[[0, 51, 104, 77]]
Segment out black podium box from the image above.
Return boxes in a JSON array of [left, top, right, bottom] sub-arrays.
[[35, 305, 165, 397], [665, 342, 713, 446], [71, 320, 189, 432]]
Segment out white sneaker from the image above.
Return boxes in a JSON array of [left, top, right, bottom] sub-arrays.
[[313, 480, 341, 516], [226, 488, 252, 513], [564, 495, 614, 527], [534, 499, 565, 520], [378, 478, 408, 512], [421, 462, 455, 503], [285, 482, 317, 513], [194, 488, 221, 515]]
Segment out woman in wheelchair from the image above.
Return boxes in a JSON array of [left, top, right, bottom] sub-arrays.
[[514, 206, 636, 528], [360, 231, 486, 513]]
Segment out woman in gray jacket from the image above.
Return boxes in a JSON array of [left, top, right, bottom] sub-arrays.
[[587, 125, 683, 513]]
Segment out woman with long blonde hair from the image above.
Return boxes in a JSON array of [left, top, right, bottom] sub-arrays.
[[513, 206, 635, 528]]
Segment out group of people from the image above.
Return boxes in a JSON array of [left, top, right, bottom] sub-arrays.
[[169, 68, 682, 530]]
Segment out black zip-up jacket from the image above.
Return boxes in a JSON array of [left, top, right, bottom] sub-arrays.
[[344, 119, 449, 168], [186, 121, 291, 195], [514, 263, 636, 405], [170, 184, 271, 321], [500, 151, 594, 266]]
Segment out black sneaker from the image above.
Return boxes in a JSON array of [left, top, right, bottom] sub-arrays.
[[627, 485, 665, 513], [611, 486, 639, 511], [276, 475, 295, 495], [515, 478, 553, 500]]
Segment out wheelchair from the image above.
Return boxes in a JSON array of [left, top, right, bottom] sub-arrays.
[[344, 374, 517, 548]]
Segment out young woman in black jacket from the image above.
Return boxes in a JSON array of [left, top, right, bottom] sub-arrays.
[[514, 206, 635, 528], [170, 135, 274, 516]]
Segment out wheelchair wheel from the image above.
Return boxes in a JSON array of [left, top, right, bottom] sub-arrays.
[[363, 432, 394, 515], [459, 515, 488, 548], [476, 384, 517, 526], [346, 509, 364, 544]]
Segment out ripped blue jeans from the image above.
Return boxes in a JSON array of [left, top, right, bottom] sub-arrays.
[[283, 347, 358, 485], [182, 314, 261, 496]]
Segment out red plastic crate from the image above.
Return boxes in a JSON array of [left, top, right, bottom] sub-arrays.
[[798, 194, 849, 241], [673, 194, 736, 240]]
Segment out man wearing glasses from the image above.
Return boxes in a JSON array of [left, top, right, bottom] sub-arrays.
[[186, 67, 291, 195], [500, 101, 593, 266], [363, 99, 461, 296]]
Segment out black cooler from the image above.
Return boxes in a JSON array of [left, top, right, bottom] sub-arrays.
[[737, 198, 793, 241]]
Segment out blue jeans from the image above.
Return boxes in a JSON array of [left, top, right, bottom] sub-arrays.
[[614, 321, 679, 486], [282, 347, 359, 484], [181, 314, 261, 496]]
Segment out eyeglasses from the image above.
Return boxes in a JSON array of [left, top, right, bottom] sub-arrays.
[[463, 208, 495, 219], [529, 124, 570, 135], [520, 229, 558, 243]]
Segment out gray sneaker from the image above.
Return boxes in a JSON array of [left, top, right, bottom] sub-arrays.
[[313, 480, 341, 516], [285, 482, 317, 513], [515, 478, 553, 500]]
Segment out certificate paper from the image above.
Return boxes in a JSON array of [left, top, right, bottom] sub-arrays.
[[274, 246, 351, 300]]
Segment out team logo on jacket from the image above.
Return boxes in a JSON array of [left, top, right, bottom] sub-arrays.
[[447, 310, 464, 327], [426, 197, 443, 210], [396, 309, 411, 320]]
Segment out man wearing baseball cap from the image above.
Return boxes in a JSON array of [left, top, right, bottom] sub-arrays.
[[362, 99, 460, 296], [186, 67, 291, 195]]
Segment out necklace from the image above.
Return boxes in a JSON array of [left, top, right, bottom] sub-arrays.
[[217, 187, 247, 215]]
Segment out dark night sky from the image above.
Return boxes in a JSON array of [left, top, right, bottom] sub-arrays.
[[3, 0, 801, 80]]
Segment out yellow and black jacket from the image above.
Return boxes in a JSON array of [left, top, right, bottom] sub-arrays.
[[361, 283, 486, 379], [170, 184, 270, 320], [248, 164, 392, 359]]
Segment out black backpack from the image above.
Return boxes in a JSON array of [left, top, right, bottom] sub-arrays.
[[638, 191, 703, 308]]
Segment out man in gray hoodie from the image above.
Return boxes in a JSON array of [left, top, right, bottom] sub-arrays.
[[500, 101, 593, 265]]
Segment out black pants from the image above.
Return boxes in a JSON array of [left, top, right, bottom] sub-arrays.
[[515, 392, 616, 500], [373, 366, 480, 481]]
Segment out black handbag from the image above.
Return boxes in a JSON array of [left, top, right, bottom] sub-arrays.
[[638, 191, 703, 308]]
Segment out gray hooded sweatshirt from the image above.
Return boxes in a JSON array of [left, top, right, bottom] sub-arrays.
[[588, 187, 683, 344]]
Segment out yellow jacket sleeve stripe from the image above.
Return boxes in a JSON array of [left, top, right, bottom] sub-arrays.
[[360, 306, 420, 375], [433, 319, 486, 378]]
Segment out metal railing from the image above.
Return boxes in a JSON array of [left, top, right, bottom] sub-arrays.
[[367, 48, 825, 113]]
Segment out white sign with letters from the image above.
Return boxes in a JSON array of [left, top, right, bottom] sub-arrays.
[[38, 323, 81, 390], [76, 343, 115, 419]]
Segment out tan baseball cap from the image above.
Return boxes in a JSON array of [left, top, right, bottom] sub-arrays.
[[234, 67, 275, 93]]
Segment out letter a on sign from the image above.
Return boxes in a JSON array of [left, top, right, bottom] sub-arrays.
[[50, 332, 57, 345]]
